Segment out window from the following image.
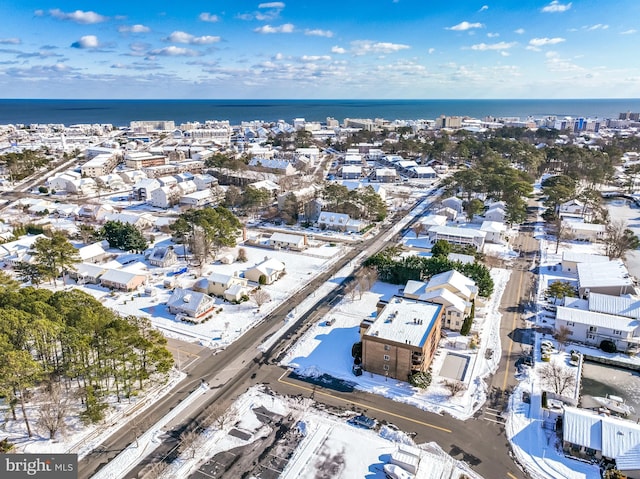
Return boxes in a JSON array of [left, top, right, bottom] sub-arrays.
[[456, 312, 461, 317], [613, 330, 623, 336], [588, 326, 597, 332], [383, 355, 390, 361], [384, 344, 391, 351], [566, 322, 575, 327], [383, 365, 389, 371], [587, 333, 596, 340]]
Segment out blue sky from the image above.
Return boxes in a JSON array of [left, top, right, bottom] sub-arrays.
[[0, 1, 638, 99]]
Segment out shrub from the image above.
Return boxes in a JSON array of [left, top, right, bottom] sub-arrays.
[[351, 342, 362, 359], [258, 274, 267, 285], [409, 371, 432, 389], [460, 316, 473, 336], [38, 186, 48, 194], [600, 340, 617, 354], [541, 391, 548, 409]]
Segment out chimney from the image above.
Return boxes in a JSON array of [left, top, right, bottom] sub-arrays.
[[242, 226, 247, 241], [304, 234, 308, 246]]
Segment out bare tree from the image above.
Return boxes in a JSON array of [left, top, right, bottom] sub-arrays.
[[605, 218, 640, 260], [443, 380, 467, 397], [250, 288, 271, 309], [237, 248, 248, 262], [36, 382, 69, 440], [180, 429, 201, 459], [554, 326, 573, 352], [346, 283, 359, 302], [550, 218, 574, 254], [539, 362, 576, 396], [411, 222, 425, 238]]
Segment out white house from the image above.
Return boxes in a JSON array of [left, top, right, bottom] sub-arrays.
[[245, 257, 286, 285], [267, 232, 306, 250], [375, 168, 397, 183], [563, 220, 606, 242], [441, 197, 464, 214], [555, 305, 640, 352], [480, 221, 507, 244], [147, 246, 177, 268], [179, 190, 213, 208], [484, 206, 506, 223], [149, 185, 180, 208], [167, 288, 216, 322], [207, 271, 248, 302], [318, 211, 365, 232], [427, 225, 486, 251], [341, 165, 362, 180]]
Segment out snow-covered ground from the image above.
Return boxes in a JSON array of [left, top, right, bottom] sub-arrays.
[[280, 267, 510, 420], [72, 242, 344, 348], [158, 386, 484, 479], [3, 369, 186, 458]]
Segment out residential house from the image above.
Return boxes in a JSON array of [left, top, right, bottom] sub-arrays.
[[77, 204, 115, 222], [68, 263, 107, 284], [577, 260, 634, 297], [441, 197, 464, 214], [361, 296, 443, 380], [420, 214, 447, 229], [434, 206, 458, 221], [411, 166, 437, 179], [167, 288, 216, 322], [480, 221, 507, 244], [76, 242, 108, 264], [249, 158, 297, 175], [99, 269, 147, 291], [245, 257, 286, 285], [207, 271, 248, 302], [555, 305, 640, 352], [427, 225, 486, 251], [179, 190, 213, 208], [132, 178, 161, 201], [563, 220, 606, 242], [341, 165, 362, 180], [81, 152, 120, 178], [318, 211, 365, 232], [484, 201, 507, 223], [375, 168, 398, 183], [563, 406, 640, 477], [102, 213, 154, 230], [559, 199, 591, 220], [267, 232, 306, 250], [561, 251, 610, 273], [147, 246, 177, 268]]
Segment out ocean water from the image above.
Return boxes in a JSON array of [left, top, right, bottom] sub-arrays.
[[1, 98, 640, 127]]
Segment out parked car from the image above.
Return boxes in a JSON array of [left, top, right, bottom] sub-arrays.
[[349, 414, 377, 429]]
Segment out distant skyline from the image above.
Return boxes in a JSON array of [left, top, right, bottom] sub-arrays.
[[0, 1, 639, 100]]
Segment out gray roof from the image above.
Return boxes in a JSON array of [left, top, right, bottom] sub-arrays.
[[578, 260, 633, 290], [556, 306, 638, 332], [588, 293, 640, 320], [364, 296, 441, 347]]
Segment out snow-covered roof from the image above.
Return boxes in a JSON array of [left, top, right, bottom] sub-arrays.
[[403, 280, 428, 297], [100, 269, 145, 285], [578, 260, 633, 290], [364, 296, 442, 347], [419, 287, 467, 312], [564, 221, 606, 232], [167, 288, 213, 315], [420, 214, 447, 227], [588, 293, 640, 320], [342, 165, 362, 173], [480, 221, 506, 233], [76, 242, 106, 261], [428, 225, 486, 239], [72, 263, 107, 278], [269, 232, 305, 245], [412, 166, 436, 174], [250, 257, 285, 276], [427, 270, 478, 299], [562, 251, 610, 264], [564, 407, 640, 469], [556, 306, 639, 332], [447, 253, 475, 265]]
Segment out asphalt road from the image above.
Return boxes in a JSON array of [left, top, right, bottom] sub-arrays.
[[78, 192, 538, 479]]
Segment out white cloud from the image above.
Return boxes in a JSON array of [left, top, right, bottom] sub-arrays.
[[300, 55, 331, 62], [541, 1, 572, 13], [48, 9, 107, 24], [621, 29, 637, 35], [331, 46, 346, 54], [586, 24, 608, 31], [446, 21, 484, 31], [514, 28, 525, 35], [199, 12, 220, 23], [305, 29, 333, 38], [500, 51, 510, 57], [70, 35, 101, 49], [479, 5, 489, 12], [258, 2, 285, 8], [487, 33, 499, 38], [166, 31, 220, 45], [0, 38, 20, 45], [470, 41, 516, 51], [149, 46, 200, 57], [528, 37, 566, 47], [351, 40, 410, 55], [545, 55, 583, 72], [428, 48, 435, 54], [118, 24, 150, 34], [254, 24, 294, 34]]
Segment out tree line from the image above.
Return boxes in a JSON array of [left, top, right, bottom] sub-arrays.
[[0, 279, 173, 440]]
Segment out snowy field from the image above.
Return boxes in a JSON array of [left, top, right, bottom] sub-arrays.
[[158, 386, 483, 479], [73, 242, 343, 348], [281, 268, 510, 420]]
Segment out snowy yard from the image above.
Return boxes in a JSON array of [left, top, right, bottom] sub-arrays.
[[281, 268, 511, 420]]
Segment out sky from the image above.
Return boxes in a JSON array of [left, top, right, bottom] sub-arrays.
[[0, 1, 638, 99]]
